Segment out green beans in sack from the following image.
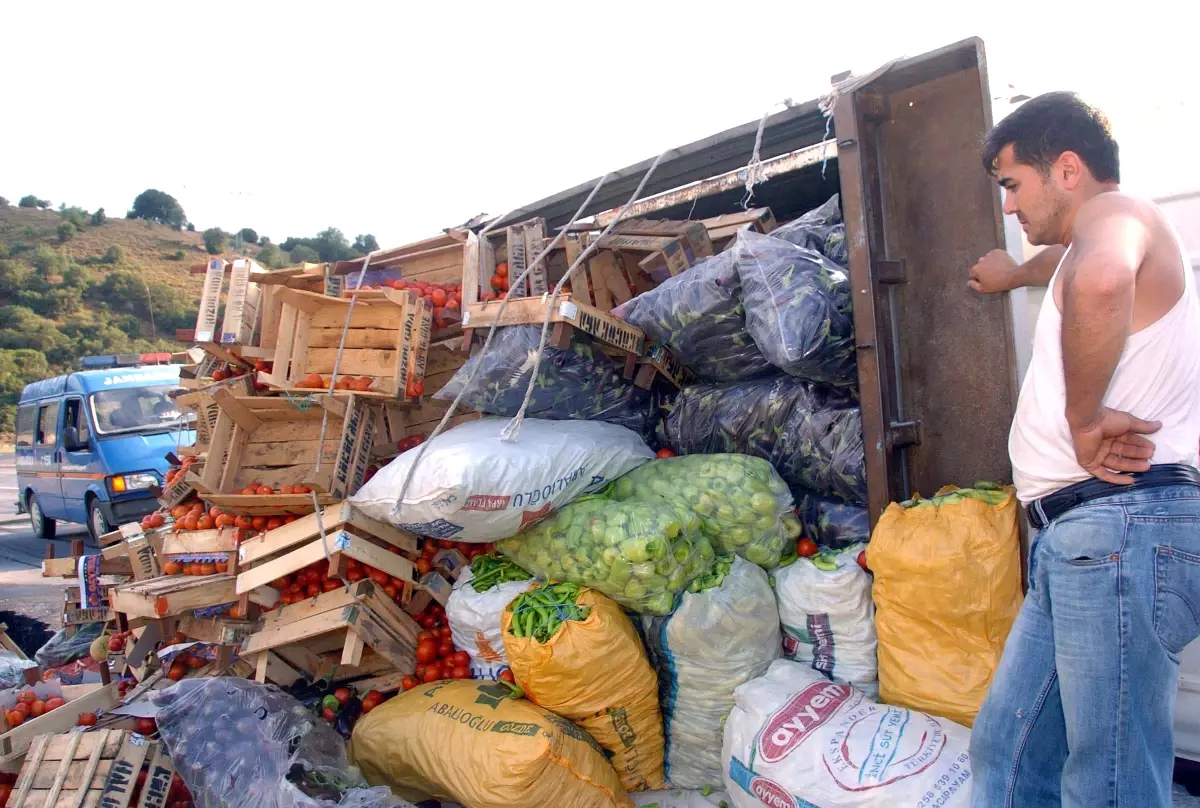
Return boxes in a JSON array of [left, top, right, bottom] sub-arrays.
[[608, 454, 800, 570], [496, 498, 714, 615]]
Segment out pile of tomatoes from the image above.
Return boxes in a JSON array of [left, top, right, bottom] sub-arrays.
[[358, 276, 467, 332], [4, 689, 68, 729], [230, 482, 312, 498], [396, 433, 426, 453], [267, 556, 408, 607], [402, 602, 473, 689], [167, 651, 214, 681], [417, 537, 494, 573], [297, 372, 378, 392], [479, 261, 512, 303], [162, 501, 299, 534], [161, 557, 231, 577]]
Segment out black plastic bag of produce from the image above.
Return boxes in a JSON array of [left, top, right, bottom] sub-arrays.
[[153, 677, 405, 808], [640, 556, 780, 789], [34, 621, 104, 669], [436, 325, 658, 439], [613, 251, 774, 383], [609, 454, 800, 569], [659, 377, 866, 504], [496, 497, 715, 615], [796, 489, 870, 549], [732, 229, 856, 387], [769, 194, 848, 266]]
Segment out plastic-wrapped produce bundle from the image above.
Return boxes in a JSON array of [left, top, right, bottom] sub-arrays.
[[770, 194, 849, 266], [435, 325, 658, 439], [795, 489, 870, 549], [609, 454, 800, 569], [613, 251, 774, 383], [640, 556, 781, 789], [659, 377, 866, 504], [496, 497, 714, 615], [732, 229, 856, 387], [153, 677, 404, 808]]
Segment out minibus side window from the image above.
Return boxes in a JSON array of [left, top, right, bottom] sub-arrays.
[[35, 401, 60, 447], [16, 404, 35, 448], [63, 398, 90, 445]]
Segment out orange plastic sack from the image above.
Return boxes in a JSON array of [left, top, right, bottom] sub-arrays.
[[502, 587, 667, 792], [869, 483, 1023, 727], [350, 679, 631, 808]]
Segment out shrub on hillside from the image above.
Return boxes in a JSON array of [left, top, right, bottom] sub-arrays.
[[19, 195, 50, 209], [238, 228, 258, 244], [164, 249, 187, 261], [90, 208, 107, 226], [288, 245, 319, 263], [255, 242, 286, 268], [57, 221, 77, 243], [104, 245, 126, 264], [203, 227, 227, 255], [59, 206, 88, 229]]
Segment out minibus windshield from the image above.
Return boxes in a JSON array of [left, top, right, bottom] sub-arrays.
[[90, 385, 194, 435]]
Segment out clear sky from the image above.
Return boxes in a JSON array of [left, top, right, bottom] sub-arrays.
[[2, 1, 1193, 247]]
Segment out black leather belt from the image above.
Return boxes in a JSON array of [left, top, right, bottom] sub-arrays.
[[1027, 463, 1200, 529]]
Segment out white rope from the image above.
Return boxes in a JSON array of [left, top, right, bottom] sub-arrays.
[[741, 111, 771, 210], [498, 147, 670, 443], [387, 172, 617, 528]]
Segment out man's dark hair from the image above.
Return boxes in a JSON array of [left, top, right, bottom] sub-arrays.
[[983, 91, 1119, 183]]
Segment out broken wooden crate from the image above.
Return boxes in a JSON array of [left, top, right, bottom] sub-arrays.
[[260, 286, 431, 400], [189, 390, 378, 509], [110, 574, 239, 620], [0, 684, 121, 767], [9, 728, 174, 808], [239, 579, 420, 684]]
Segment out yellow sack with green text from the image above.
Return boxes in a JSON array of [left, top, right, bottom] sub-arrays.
[[869, 483, 1023, 727], [349, 679, 631, 808], [502, 586, 667, 792]]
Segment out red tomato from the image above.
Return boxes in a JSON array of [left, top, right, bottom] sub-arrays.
[[421, 664, 442, 683], [422, 539, 438, 556], [655, 448, 677, 459], [136, 718, 157, 735], [401, 676, 419, 692], [77, 712, 99, 727], [498, 669, 516, 684], [797, 538, 819, 557], [419, 614, 437, 629], [416, 557, 433, 576], [857, 550, 870, 572], [364, 689, 382, 703], [451, 650, 471, 668], [416, 639, 438, 664], [322, 706, 337, 722], [437, 639, 454, 658], [0, 784, 12, 805], [451, 666, 470, 679], [369, 568, 389, 585], [437, 539, 454, 550], [417, 630, 435, 643]]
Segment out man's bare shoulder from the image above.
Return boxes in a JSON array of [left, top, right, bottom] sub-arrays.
[[1075, 192, 1157, 231]]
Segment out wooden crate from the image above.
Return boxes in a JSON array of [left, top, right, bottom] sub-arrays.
[[701, 207, 777, 250], [189, 390, 378, 504], [260, 286, 430, 401], [333, 230, 469, 290], [110, 574, 238, 620], [239, 579, 420, 682], [10, 729, 174, 808], [461, 294, 645, 357], [0, 684, 121, 767], [461, 219, 551, 308], [234, 503, 418, 597], [62, 587, 115, 628]]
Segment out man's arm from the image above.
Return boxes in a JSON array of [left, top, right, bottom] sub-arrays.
[[968, 245, 1066, 293], [1059, 195, 1160, 483]]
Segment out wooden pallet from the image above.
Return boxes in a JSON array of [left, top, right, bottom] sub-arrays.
[[190, 391, 378, 501], [0, 684, 121, 766], [10, 729, 174, 808], [240, 579, 420, 681], [259, 286, 431, 400], [110, 574, 238, 619]]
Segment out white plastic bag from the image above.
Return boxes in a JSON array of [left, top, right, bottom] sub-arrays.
[[773, 544, 878, 698], [722, 660, 973, 808], [641, 557, 781, 790], [350, 417, 654, 542], [446, 566, 536, 680]]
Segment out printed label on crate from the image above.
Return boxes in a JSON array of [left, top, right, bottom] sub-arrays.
[[64, 606, 114, 625], [397, 519, 464, 539], [220, 259, 263, 345], [195, 259, 227, 343], [141, 749, 176, 808], [79, 553, 104, 608], [128, 534, 162, 580]]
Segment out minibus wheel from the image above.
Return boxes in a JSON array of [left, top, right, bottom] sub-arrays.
[[27, 492, 56, 540]]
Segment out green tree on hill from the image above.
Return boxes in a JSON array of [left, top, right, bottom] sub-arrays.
[[19, 195, 50, 210], [203, 228, 227, 255], [238, 228, 258, 245], [90, 208, 107, 226], [353, 234, 379, 253], [130, 189, 186, 229], [288, 245, 319, 263]]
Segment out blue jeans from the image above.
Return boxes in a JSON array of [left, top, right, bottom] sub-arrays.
[[970, 484, 1200, 807]]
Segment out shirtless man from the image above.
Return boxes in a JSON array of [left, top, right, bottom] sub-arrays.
[[967, 92, 1200, 807]]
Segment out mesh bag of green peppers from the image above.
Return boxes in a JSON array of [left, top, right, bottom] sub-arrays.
[[659, 376, 866, 504], [435, 325, 659, 440], [608, 454, 801, 570], [613, 250, 775, 383], [503, 585, 667, 792], [496, 496, 715, 615], [639, 556, 781, 790], [769, 194, 849, 266], [795, 489, 870, 550], [732, 229, 857, 388]]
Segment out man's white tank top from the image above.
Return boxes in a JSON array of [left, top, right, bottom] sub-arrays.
[[1009, 232, 1200, 503]]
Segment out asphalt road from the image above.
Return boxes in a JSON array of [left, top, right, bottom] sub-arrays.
[[0, 453, 93, 627]]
